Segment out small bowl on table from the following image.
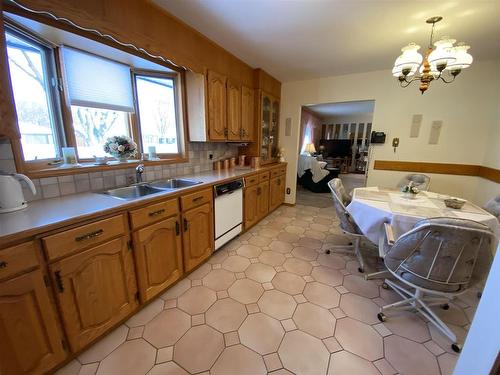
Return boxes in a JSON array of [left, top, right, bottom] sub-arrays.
[[444, 198, 466, 209]]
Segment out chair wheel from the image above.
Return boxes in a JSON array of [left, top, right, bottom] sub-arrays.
[[441, 304, 450, 310], [325, 249, 331, 254], [451, 343, 462, 353], [358, 267, 364, 273], [382, 282, 389, 290], [477, 291, 482, 299], [377, 312, 386, 322]]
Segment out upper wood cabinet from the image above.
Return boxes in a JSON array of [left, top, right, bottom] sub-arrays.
[[260, 92, 280, 163], [207, 70, 227, 141], [0, 269, 66, 375], [133, 215, 183, 302], [227, 80, 241, 141], [241, 85, 254, 142], [50, 236, 138, 352], [182, 202, 214, 272]]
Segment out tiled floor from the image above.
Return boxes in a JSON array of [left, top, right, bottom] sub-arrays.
[[56, 192, 479, 375]]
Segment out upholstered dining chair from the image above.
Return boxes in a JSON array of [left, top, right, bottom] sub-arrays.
[[377, 217, 494, 353], [398, 173, 431, 191], [326, 178, 370, 273]]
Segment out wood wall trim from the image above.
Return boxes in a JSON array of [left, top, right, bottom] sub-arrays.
[[373, 160, 499, 183]]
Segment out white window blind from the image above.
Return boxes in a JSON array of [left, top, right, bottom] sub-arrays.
[[62, 46, 134, 112]]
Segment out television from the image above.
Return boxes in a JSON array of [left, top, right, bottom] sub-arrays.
[[319, 139, 352, 158]]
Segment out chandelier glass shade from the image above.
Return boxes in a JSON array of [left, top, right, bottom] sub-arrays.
[[392, 16, 473, 94]]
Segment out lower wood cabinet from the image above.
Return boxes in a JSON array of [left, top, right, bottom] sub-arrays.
[[0, 269, 66, 375], [269, 175, 286, 212], [49, 236, 138, 352], [182, 202, 214, 272], [133, 216, 183, 302], [257, 180, 270, 220], [244, 184, 259, 230]]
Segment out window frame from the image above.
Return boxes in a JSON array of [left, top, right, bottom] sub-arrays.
[[4, 16, 189, 178]]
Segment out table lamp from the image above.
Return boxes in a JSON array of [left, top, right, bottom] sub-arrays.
[[304, 143, 316, 156]]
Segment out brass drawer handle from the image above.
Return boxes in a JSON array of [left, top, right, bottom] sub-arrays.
[[148, 208, 166, 217], [0, 261, 7, 269], [75, 229, 104, 242], [192, 196, 204, 203]]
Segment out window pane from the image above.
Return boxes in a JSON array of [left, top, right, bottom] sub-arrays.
[[6, 32, 59, 161], [135, 75, 178, 154], [71, 106, 131, 159]]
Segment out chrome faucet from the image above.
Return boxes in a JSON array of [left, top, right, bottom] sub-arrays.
[[136, 164, 145, 184]]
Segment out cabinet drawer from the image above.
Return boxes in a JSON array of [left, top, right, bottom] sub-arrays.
[[0, 241, 39, 280], [181, 188, 213, 211], [259, 171, 270, 182], [130, 199, 179, 230], [245, 174, 259, 187], [271, 166, 286, 178], [43, 215, 126, 261]]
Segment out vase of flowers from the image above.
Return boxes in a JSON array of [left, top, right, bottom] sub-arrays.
[[103, 135, 137, 162], [401, 181, 419, 199]]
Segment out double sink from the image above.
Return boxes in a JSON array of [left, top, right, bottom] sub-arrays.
[[101, 178, 202, 200]]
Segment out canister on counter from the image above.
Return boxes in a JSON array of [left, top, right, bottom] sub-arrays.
[[213, 160, 221, 171], [238, 155, 246, 166], [230, 157, 236, 168], [222, 159, 229, 169], [251, 157, 260, 169]]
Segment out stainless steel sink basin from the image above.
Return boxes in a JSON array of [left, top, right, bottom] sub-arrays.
[[149, 178, 202, 190], [101, 184, 163, 200]]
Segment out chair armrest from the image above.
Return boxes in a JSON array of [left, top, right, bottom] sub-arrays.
[[384, 223, 395, 246]]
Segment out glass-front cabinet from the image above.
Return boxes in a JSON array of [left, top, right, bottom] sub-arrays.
[[260, 92, 280, 163]]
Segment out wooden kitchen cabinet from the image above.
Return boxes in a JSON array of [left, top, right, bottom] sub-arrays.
[[133, 216, 183, 302], [241, 85, 254, 141], [257, 180, 270, 220], [269, 175, 286, 212], [227, 79, 241, 141], [50, 236, 138, 352], [244, 183, 259, 230], [207, 70, 227, 141], [0, 269, 66, 375], [182, 202, 214, 272]]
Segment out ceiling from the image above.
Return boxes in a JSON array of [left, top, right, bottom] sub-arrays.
[[153, 0, 500, 82], [306, 100, 374, 118]]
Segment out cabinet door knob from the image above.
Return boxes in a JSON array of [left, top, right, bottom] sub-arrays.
[[0, 261, 7, 269], [183, 218, 189, 231], [54, 271, 64, 293]]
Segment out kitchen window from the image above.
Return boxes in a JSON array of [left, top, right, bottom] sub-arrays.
[[4, 21, 186, 175]]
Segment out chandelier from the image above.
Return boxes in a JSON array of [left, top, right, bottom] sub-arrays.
[[392, 16, 473, 94]]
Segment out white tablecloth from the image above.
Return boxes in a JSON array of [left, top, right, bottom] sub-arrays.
[[347, 187, 500, 244]]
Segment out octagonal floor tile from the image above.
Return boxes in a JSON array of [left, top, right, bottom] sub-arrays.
[[79, 325, 128, 364], [284, 225, 305, 235], [207, 248, 229, 264], [249, 236, 272, 246], [311, 266, 344, 286], [188, 263, 212, 280], [340, 293, 381, 325], [143, 308, 191, 348], [202, 269, 236, 291], [384, 335, 440, 375], [259, 251, 286, 266], [272, 272, 306, 295], [383, 311, 431, 343], [96, 339, 156, 375], [297, 237, 323, 249], [317, 253, 346, 269], [246, 263, 276, 283], [160, 278, 191, 300], [173, 325, 224, 373], [291, 246, 318, 261], [279, 330, 330, 375], [126, 299, 164, 327], [177, 286, 216, 315], [335, 317, 383, 361], [222, 255, 251, 272], [303, 282, 340, 309], [293, 302, 336, 339], [206, 298, 247, 333], [258, 290, 297, 320], [342, 275, 379, 298], [211, 344, 266, 375], [276, 234, 300, 245], [228, 278, 264, 304], [327, 350, 380, 375], [148, 362, 188, 375], [239, 312, 284, 354], [283, 258, 313, 276], [237, 244, 263, 258]]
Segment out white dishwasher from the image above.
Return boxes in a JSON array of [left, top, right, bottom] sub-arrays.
[[214, 179, 244, 250]]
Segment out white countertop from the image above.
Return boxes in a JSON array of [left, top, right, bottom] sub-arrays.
[[0, 166, 265, 244]]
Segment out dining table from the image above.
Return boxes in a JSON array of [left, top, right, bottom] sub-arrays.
[[346, 187, 500, 253]]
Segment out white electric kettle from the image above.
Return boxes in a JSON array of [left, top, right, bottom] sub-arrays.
[[0, 173, 37, 213]]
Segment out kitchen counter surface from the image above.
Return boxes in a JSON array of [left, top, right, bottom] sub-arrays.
[[0, 164, 285, 245]]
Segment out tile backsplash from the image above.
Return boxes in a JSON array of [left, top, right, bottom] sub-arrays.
[[0, 139, 238, 202]]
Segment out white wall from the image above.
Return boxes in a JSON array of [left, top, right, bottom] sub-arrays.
[[322, 113, 373, 125], [280, 60, 500, 205]]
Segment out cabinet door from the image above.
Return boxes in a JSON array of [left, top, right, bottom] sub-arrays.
[[50, 237, 138, 352], [261, 94, 271, 161], [269, 176, 285, 212], [257, 180, 270, 220], [182, 202, 214, 272], [0, 270, 66, 375], [207, 70, 227, 141], [227, 80, 241, 141], [134, 216, 183, 302], [244, 185, 259, 230], [270, 98, 280, 158], [241, 85, 254, 141]]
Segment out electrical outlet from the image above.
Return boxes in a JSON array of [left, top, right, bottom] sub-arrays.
[[209, 153, 213, 160], [286, 188, 291, 195]]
